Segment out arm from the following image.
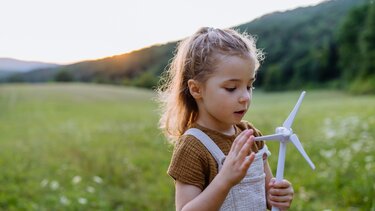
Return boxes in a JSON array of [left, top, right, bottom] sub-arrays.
[[264, 160, 294, 210], [175, 175, 231, 211], [176, 129, 256, 211]]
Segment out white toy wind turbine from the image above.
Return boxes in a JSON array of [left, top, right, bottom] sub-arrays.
[[253, 91, 315, 211]]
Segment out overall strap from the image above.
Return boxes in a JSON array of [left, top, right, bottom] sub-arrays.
[[184, 128, 226, 169], [257, 144, 271, 157]]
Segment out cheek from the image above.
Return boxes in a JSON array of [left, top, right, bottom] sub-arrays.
[[217, 91, 235, 102], [209, 92, 226, 103], [206, 91, 232, 106]]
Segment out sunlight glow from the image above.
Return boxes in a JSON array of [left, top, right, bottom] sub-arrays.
[[0, 0, 323, 64]]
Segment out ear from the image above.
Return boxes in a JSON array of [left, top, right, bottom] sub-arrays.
[[187, 79, 202, 99]]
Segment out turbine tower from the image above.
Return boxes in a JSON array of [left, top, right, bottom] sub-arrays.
[[254, 91, 315, 211]]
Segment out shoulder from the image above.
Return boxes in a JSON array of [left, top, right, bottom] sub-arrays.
[[167, 134, 210, 190], [174, 134, 208, 157], [170, 134, 209, 169]]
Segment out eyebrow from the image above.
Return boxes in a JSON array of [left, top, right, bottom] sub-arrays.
[[226, 77, 256, 82]]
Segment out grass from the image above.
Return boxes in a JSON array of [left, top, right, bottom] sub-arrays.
[[0, 83, 374, 210]]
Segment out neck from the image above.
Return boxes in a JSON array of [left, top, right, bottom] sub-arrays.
[[196, 119, 236, 136]]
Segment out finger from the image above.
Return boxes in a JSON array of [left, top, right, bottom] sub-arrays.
[[269, 178, 276, 187], [270, 178, 276, 183], [232, 129, 252, 154], [230, 129, 246, 151], [269, 186, 294, 197], [237, 136, 254, 159], [268, 193, 293, 203], [241, 152, 255, 170], [272, 180, 292, 189]]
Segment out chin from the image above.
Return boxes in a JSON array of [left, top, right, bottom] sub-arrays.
[[233, 119, 243, 124]]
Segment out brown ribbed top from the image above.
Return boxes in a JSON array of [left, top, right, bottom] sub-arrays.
[[167, 121, 265, 190]]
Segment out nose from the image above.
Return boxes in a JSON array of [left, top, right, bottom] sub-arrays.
[[239, 89, 251, 103]]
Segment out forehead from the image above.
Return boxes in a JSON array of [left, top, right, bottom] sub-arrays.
[[210, 55, 256, 81]]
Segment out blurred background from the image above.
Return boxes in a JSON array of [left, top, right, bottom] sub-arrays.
[[0, 0, 374, 210]]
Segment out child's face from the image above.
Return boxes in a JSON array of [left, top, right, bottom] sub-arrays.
[[198, 54, 256, 131]]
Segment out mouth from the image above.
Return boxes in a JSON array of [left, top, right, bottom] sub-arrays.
[[234, 110, 246, 115]]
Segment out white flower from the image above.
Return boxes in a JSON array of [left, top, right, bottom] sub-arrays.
[[320, 149, 336, 159], [60, 196, 70, 205], [50, 180, 59, 190], [86, 186, 95, 193], [40, 179, 49, 188], [351, 141, 362, 153], [72, 176, 82, 184], [298, 186, 309, 201], [78, 197, 87, 205], [93, 176, 103, 184], [365, 156, 373, 163], [365, 163, 372, 171]]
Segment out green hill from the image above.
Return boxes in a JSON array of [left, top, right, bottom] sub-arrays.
[[7, 43, 175, 88]]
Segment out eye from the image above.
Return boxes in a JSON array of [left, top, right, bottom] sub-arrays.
[[225, 87, 236, 92], [247, 86, 255, 91]]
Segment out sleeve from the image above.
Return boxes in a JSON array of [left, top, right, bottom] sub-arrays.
[[167, 136, 208, 190]]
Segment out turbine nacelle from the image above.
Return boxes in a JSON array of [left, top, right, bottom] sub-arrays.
[[275, 127, 292, 138]]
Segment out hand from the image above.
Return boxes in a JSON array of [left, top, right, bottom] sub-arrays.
[[268, 178, 294, 210], [217, 129, 255, 188]]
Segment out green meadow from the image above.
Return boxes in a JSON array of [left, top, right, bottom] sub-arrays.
[[0, 83, 374, 210]]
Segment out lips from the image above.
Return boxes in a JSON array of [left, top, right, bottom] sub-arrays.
[[234, 110, 246, 115]]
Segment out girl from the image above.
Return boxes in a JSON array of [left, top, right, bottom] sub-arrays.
[[158, 27, 294, 210]]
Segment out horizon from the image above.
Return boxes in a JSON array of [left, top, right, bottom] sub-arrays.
[[0, 0, 324, 65]]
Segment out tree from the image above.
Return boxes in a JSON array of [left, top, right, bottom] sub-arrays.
[[338, 1, 375, 93], [359, 1, 375, 79], [337, 4, 368, 84], [55, 70, 74, 82]]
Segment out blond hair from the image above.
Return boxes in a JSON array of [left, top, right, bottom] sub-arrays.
[[157, 27, 264, 143]]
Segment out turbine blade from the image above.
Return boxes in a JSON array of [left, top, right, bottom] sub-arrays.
[[290, 134, 315, 170], [283, 91, 306, 129], [254, 134, 284, 141]]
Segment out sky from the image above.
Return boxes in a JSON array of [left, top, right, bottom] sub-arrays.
[[0, 0, 324, 64]]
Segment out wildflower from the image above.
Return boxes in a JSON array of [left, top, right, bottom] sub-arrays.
[[365, 156, 373, 163], [351, 141, 362, 153], [50, 180, 59, 190], [78, 197, 87, 205], [320, 149, 336, 159], [87, 186, 95, 193], [298, 186, 309, 201], [72, 176, 82, 184], [365, 163, 372, 171], [40, 179, 48, 188], [324, 128, 336, 139], [60, 196, 70, 205], [93, 176, 103, 184]]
